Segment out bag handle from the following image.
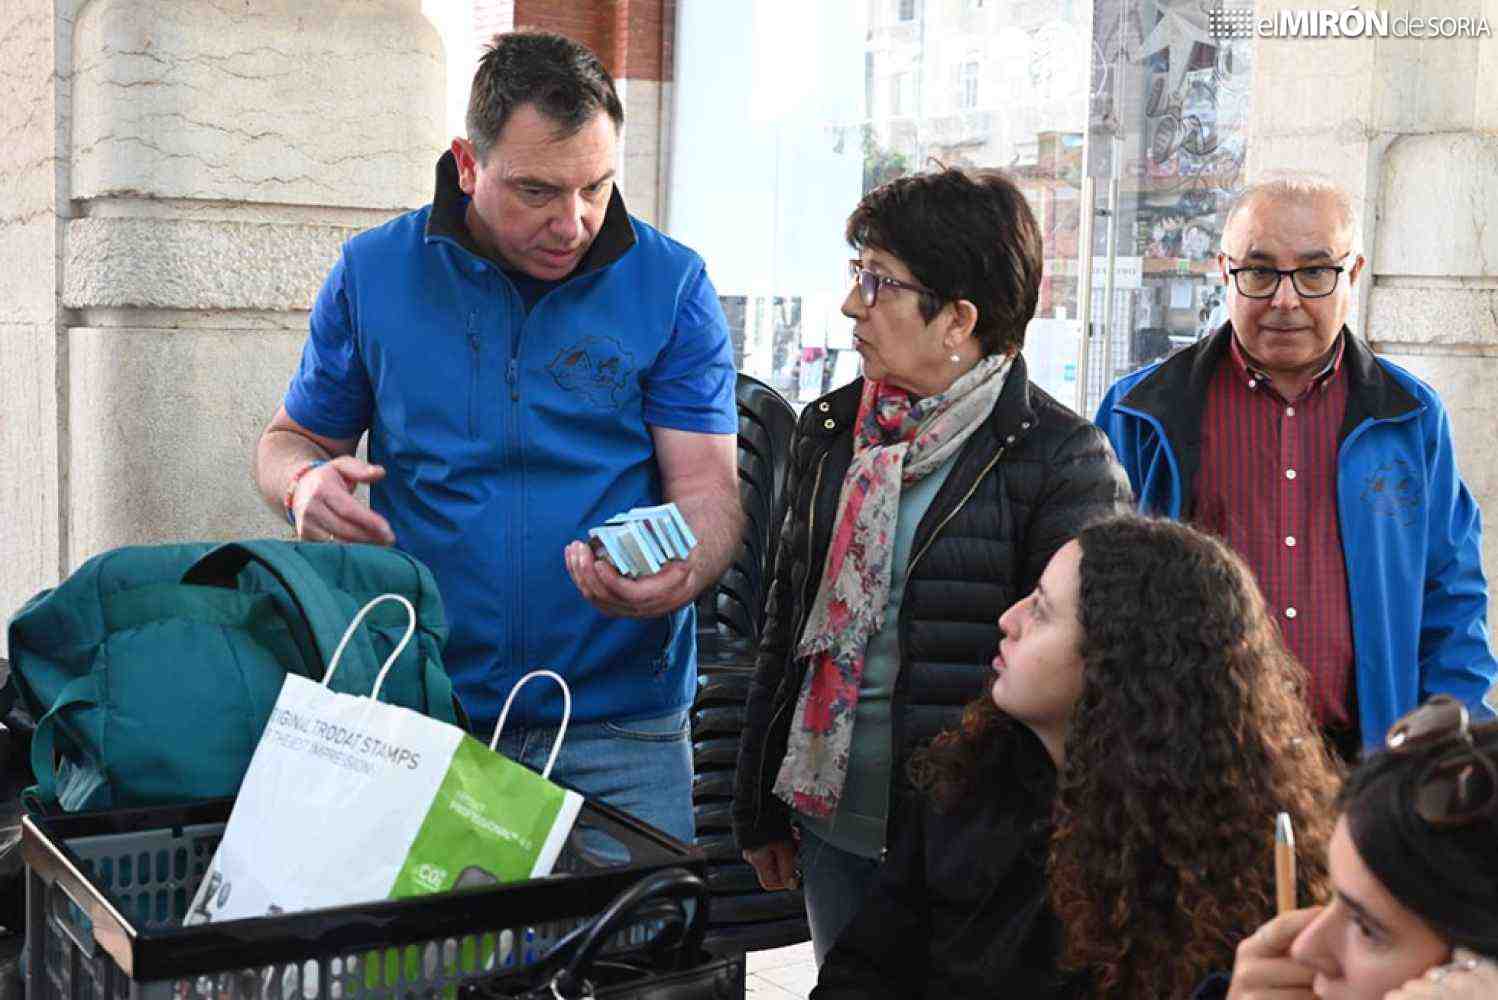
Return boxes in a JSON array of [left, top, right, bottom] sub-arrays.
[[324, 594, 417, 699], [182, 541, 378, 685], [29, 674, 103, 808], [488, 670, 571, 780], [551, 868, 710, 996]]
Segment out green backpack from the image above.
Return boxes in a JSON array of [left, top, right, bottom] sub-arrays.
[[3, 539, 461, 812]]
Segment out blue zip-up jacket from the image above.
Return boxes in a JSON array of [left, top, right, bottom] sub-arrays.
[[1095, 326, 1496, 745], [285, 153, 737, 729]]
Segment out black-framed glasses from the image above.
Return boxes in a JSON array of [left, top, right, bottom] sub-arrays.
[[849, 260, 940, 308], [1385, 695, 1498, 829], [1225, 254, 1351, 299]]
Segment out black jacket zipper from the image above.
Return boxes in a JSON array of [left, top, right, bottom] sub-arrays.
[[881, 445, 1008, 861]]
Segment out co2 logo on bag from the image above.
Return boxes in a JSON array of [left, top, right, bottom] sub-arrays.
[[413, 863, 447, 891]]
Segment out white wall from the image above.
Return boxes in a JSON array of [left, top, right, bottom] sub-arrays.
[[668, 0, 865, 298], [423, 0, 478, 141]]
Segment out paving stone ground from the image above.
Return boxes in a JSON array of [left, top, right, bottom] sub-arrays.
[[745, 941, 818, 998]]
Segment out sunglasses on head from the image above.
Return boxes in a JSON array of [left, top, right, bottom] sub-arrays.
[[1385, 695, 1498, 829]]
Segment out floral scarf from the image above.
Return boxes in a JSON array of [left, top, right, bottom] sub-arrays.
[[773, 353, 1012, 818]]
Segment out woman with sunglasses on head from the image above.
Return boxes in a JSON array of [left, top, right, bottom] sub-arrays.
[[731, 167, 1131, 964], [811, 515, 1343, 999], [1220, 697, 1498, 1000]]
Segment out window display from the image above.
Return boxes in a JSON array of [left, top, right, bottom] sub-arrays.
[[671, 0, 1250, 414], [1081, 0, 1253, 412]]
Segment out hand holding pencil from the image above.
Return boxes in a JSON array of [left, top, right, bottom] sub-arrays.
[[1224, 815, 1312, 999], [1275, 811, 1296, 914]]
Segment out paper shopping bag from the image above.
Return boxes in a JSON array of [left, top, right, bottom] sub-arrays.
[[185, 596, 583, 924]]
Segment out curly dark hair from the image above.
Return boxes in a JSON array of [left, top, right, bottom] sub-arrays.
[[910, 515, 1343, 999], [845, 167, 1042, 357], [1342, 716, 1498, 955]]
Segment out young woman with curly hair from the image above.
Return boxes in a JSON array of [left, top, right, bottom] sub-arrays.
[[810, 514, 1344, 1000]]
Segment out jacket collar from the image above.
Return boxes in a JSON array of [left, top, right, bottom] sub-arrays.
[[1115, 324, 1229, 454], [802, 351, 1039, 446], [1339, 325, 1421, 434], [423, 150, 637, 277], [797, 353, 1041, 618], [1119, 322, 1419, 431]]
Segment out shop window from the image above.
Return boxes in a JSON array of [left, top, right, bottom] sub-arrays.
[[1076, 0, 1254, 414], [891, 72, 909, 116], [662, 0, 1256, 413], [959, 60, 979, 110]]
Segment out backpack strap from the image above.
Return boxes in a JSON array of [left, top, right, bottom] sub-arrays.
[[386, 548, 459, 725], [182, 541, 379, 687], [424, 654, 460, 726], [29, 673, 103, 809]]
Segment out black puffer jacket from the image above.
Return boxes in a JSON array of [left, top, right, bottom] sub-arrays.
[[811, 725, 1084, 999], [733, 355, 1131, 852]]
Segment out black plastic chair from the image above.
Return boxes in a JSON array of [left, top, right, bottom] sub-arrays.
[[685, 376, 811, 957], [695, 672, 753, 708], [691, 737, 742, 769], [695, 374, 797, 646]]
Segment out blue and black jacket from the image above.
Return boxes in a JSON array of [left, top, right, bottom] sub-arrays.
[[286, 153, 737, 730], [1095, 325, 1496, 745]]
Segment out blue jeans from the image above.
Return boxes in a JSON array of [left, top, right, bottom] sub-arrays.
[[486, 708, 695, 861], [798, 825, 881, 967]]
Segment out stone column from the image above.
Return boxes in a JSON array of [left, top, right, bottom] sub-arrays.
[[0, 1, 68, 655], [606, 0, 676, 228], [0, 0, 444, 652], [1249, 0, 1498, 631]]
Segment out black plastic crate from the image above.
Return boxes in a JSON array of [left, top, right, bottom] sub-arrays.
[[23, 796, 704, 1000]]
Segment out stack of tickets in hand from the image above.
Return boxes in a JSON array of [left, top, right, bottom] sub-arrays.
[[587, 503, 698, 578]]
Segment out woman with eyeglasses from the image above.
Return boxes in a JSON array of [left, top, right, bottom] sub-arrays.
[[1219, 697, 1498, 1000], [731, 167, 1131, 964], [811, 515, 1343, 998]]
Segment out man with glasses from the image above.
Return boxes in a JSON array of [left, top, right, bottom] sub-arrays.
[[1095, 172, 1496, 759]]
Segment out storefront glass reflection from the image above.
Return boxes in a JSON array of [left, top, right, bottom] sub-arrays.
[[1080, 0, 1253, 412], [670, 1, 1253, 414]]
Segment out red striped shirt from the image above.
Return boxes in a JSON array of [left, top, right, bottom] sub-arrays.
[[1193, 335, 1355, 729]]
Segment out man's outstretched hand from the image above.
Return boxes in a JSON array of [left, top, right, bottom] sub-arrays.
[[290, 457, 395, 546], [564, 540, 700, 618]]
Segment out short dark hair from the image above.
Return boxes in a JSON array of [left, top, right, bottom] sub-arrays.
[[845, 168, 1043, 357], [1342, 717, 1498, 954], [466, 30, 624, 160]]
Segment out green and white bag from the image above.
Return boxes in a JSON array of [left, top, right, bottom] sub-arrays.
[[186, 595, 583, 923]]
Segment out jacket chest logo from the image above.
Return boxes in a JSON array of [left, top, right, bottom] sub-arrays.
[[547, 335, 636, 409], [1360, 457, 1421, 526]]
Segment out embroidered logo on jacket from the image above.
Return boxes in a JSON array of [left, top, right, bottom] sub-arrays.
[[547, 336, 635, 409], [1361, 458, 1421, 526]]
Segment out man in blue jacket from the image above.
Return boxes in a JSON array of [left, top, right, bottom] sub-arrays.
[[1096, 172, 1495, 756], [253, 32, 742, 842]]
